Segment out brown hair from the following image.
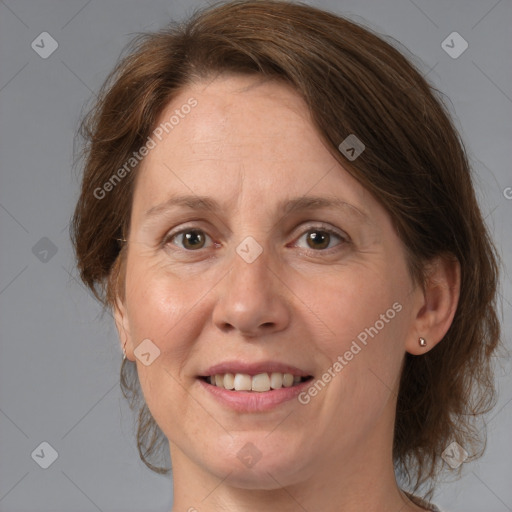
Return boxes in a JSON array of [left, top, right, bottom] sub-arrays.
[[71, 0, 501, 495]]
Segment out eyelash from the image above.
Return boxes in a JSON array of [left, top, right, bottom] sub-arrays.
[[161, 223, 349, 255]]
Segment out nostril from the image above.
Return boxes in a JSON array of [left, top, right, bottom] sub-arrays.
[[219, 323, 235, 332]]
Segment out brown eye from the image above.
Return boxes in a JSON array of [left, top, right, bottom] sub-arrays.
[[168, 229, 209, 250], [306, 230, 330, 250], [295, 227, 346, 251]]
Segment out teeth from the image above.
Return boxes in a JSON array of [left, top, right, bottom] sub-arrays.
[[234, 373, 252, 391], [270, 372, 283, 389], [206, 372, 306, 392], [251, 373, 270, 392], [223, 373, 235, 390], [282, 373, 294, 387]]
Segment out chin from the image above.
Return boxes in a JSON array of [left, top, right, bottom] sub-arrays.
[[200, 439, 310, 489], [220, 463, 306, 491]]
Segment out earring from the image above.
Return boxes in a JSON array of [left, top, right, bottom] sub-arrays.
[[122, 340, 127, 360], [419, 337, 427, 347]]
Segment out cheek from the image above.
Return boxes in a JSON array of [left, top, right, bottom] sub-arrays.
[[298, 261, 410, 416], [300, 261, 408, 353], [122, 258, 212, 412], [124, 253, 207, 342], [122, 262, 211, 437]]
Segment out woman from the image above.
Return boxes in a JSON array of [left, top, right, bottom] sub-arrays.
[[71, 1, 500, 510]]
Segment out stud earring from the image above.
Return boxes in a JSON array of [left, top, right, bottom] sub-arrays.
[[419, 337, 427, 347]]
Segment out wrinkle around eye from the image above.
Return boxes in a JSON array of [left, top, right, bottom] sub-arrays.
[[293, 228, 347, 251], [160, 225, 350, 260], [165, 229, 215, 250]]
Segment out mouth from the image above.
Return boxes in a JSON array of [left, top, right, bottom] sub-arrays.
[[198, 372, 313, 392], [197, 361, 315, 411]]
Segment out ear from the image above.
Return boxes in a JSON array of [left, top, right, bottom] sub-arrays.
[[113, 296, 134, 361], [406, 254, 461, 355]]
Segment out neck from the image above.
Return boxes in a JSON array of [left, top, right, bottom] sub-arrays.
[[168, 406, 423, 512]]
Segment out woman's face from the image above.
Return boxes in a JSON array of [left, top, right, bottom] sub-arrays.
[[116, 74, 421, 488]]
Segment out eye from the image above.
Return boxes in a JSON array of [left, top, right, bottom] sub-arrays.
[[161, 224, 348, 254], [294, 226, 347, 251], [164, 229, 213, 250]]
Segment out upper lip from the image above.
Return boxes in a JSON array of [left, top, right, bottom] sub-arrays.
[[200, 360, 312, 377]]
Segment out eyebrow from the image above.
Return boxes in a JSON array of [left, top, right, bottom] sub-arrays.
[[143, 194, 369, 222]]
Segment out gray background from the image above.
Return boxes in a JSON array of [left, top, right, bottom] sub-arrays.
[[0, 0, 511, 511]]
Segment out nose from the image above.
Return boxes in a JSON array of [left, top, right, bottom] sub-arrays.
[[212, 243, 291, 337]]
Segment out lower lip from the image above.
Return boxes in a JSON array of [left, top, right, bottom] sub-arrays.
[[197, 378, 313, 412]]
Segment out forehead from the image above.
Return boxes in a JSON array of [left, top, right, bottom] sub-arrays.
[[130, 74, 379, 222], [158, 75, 320, 159]]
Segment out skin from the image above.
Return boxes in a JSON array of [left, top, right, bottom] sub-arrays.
[[114, 74, 460, 512]]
